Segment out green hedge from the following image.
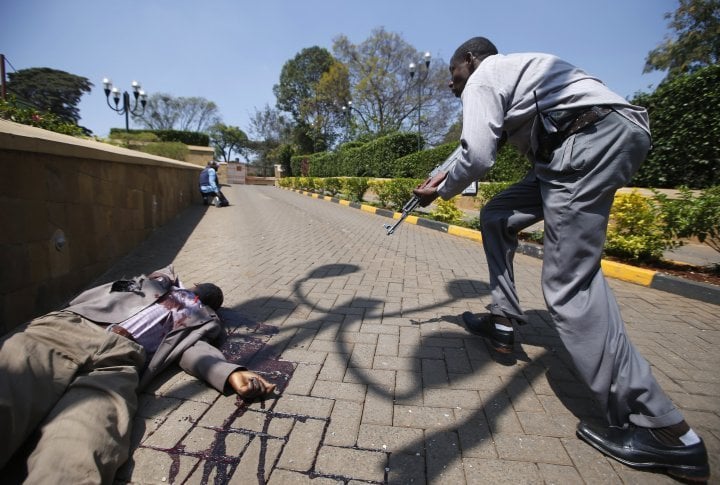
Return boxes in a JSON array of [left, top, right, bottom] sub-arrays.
[[393, 142, 457, 178], [291, 132, 419, 178], [110, 128, 210, 146], [631, 64, 720, 189]]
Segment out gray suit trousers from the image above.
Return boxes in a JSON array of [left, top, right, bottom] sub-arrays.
[[0, 311, 145, 484], [480, 111, 683, 428]]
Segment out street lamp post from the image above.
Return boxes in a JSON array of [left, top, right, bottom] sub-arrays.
[[408, 51, 431, 151], [102, 78, 148, 132]]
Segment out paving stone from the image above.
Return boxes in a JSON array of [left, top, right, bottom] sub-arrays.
[[273, 394, 334, 419], [423, 388, 481, 409], [494, 433, 572, 465], [373, 355, 420, 372], [387, 452, 426, 484], [283, 363, 321, 396], [311, 379, 367, 402], [317, 352, 351, 381], [362, 389, 395, 426], [453, 408, 497, 459], [93, 186, 718, 484], [348, 342, 376, 368], [232, 408, 294, 437], [515, 410, 578, 439], [425, 430, 466, 483], [276, 418, 326, 472], [325, 400, 363, 447], [118, 447, 198, 483], [142, 399, 211, 449], [229, 435, 285, 483], [462, 458, 541, 484], [315, 445, 387, 482], [393, 405, 456, 430], [357, 424, 424, 453], [267, 469, 340, 484]]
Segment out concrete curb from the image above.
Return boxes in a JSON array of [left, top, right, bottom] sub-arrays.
[[287, 188, 720, 306]]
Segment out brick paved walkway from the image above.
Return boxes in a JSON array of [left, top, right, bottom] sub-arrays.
[[100, 185, 717, 484]]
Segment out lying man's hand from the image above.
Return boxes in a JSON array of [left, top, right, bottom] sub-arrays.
[[412, 171, 448, 207], [227, 370, 276, 399]]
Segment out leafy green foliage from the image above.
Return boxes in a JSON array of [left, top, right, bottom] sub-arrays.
[[291, 132, 418, 178], [342, 177, 369, 202], [333, 27, 459, 143], [486, 144, 532, 182], [477, 182, 513, 206], [393, 142, 457, 178], [320, 177, 343, 196], [109, 128, 209, 146], [644, 0, 720, 78], [209, 123, 250, 162], [631, 64, 720, 188], [605, 191, 671, 262], [653, 186, 720, 253], [0, 97, 84, 136], [430, 197, 464, 224], [367, 179, 392, 207], [6, 67, 92, 124], [108, 131, 160, 143], [384, 179, 421, 210], [137, 142, 189, 161]]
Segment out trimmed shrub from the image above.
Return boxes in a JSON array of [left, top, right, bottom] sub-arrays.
[[654, 186, 720, 254], [110, 128, 209, 146], [343, 177, 369, 202], [631, 64, 720, 188], [138, 141, 189, 161], [430, 197, 464, 224], [393, 142, 458, 178], [605, 190, 670, 262], [321, 177, 343, 197], [385, 178, 421, 210]]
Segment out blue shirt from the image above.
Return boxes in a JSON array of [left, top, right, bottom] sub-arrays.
[[199, 167, 219, 193]]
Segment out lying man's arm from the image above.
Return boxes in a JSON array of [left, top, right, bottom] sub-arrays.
[[178, 339, 276, 399]]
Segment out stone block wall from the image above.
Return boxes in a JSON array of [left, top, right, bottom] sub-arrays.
[[0, 120, 202, 333]]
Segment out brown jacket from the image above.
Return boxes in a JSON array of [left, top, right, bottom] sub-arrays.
[[65, 265, 243, 392]]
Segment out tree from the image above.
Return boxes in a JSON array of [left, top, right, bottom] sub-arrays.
[[644, 0, 720, 79], [134, 93, 220, 132], [6, 67, 92, 124], [208, 123, 251, 163], [247, 104, 294, 175], [274, 46, 336, 120], [332, 27, 459, 145], [273, 46, 348, 153]]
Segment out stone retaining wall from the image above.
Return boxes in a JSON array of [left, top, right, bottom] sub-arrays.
[[0, 119, 202, 333]]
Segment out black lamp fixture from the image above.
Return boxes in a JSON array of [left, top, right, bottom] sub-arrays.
[[102, 77, 148, 132]]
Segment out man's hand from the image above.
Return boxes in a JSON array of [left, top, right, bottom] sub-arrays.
[[227, 370, 276, 399], [412, 171, 448, 207]]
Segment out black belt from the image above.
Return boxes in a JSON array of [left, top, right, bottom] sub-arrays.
[[536, 106, 613, 162]]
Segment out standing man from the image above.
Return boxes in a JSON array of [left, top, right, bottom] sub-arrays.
[[413, 37, 709, 481], [0, 265, 275, 483]]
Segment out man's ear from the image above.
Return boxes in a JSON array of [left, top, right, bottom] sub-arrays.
[[465, 51, 474, 64]]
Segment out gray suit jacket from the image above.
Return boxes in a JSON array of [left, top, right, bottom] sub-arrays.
[[65, 265, 243, 392]]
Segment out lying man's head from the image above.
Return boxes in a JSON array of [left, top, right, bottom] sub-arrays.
[[190, 283, 224, 310]]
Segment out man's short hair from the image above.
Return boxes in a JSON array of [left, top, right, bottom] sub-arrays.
[[452, 37, 498, 64], [193, 283, 224, 311]]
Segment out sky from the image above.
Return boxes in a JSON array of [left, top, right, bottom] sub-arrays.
[[1, 0, 677, 138]]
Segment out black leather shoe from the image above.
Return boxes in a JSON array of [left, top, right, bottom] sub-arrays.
[[462, 312, 514, 353], [576, 422, 710, 482]]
